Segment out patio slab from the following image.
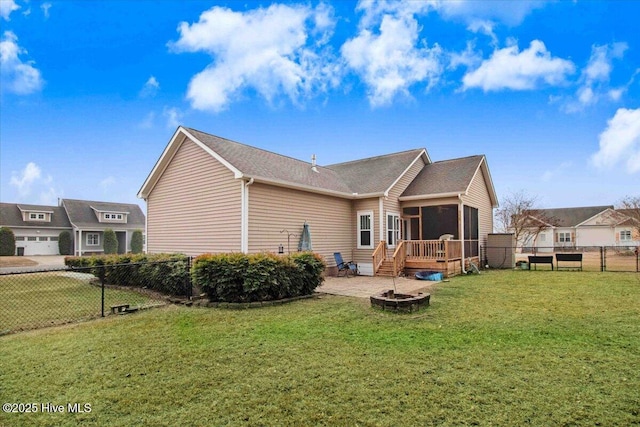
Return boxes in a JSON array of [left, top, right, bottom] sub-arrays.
[[317, 274, 439, 298]]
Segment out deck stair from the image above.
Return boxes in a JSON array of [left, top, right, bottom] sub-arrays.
[[376, 260, 397, 277]]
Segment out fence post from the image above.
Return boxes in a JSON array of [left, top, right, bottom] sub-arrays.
[[101, 272, 105, 317], [186, 256, 192, 300], [600, 247, 605, 272]]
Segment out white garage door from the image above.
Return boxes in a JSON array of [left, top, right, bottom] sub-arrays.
[[15, 236, 60, 256]]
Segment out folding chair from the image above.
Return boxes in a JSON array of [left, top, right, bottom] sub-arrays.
[[334, 252, 358, 277]]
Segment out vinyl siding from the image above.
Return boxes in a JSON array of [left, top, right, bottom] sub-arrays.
[[384, 157, 426, 244], [248, 183, 352, 266], [146, 138, 241, 255], [461, 166, 494, 245], [352, 198, 379, 267]]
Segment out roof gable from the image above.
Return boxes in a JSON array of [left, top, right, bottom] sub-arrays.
[[400, 155, 498, 206], [0, 202, 71, 228], [532, 206, 614, 227], [62, 199, 145, 228]]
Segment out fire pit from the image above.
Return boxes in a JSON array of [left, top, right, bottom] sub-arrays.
[[370, 289, 430, 312]]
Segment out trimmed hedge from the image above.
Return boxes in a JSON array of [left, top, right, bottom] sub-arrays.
[[64, 253, 190, 296], [0, 227, 16, 256], [192, 252, 325, 303]]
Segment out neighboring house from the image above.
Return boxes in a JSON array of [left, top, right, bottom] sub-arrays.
[[138, 127, 498, 276], [0, 199, 146, 256], [0, 203, 72, 255], [61, 199, 146, 256], [520, 205, 639, 251]]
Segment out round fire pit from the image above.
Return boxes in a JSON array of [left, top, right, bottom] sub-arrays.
[[370, 289, 430, 312]]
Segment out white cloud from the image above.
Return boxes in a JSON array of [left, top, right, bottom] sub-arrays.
[[462, 40, 574, 91], [41, 2, 51, 19], [10, 162, 41, 197], [438, 0, 547, 27], [342, 1, 442, 107], [563, 43, 627, 112], [591, 108, 640, 174], [140, 76, 160, 98], [0, 31, 44, 94], [170, 3, 338, 112], [0, 0, 20, 20], [163, 106, 183, 128]]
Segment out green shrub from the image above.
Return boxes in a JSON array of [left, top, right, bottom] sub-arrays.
[[192, 252, 326, 303], [0, 227, 16, 256], [103, 229, 118, 254], [58, 231, 72, 255], [130, 230, 143, 254], [64, 253, 190, 296]]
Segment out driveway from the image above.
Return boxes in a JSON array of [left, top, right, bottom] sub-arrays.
[[0, 255, 67, 274], [318, 274, 439, 298]]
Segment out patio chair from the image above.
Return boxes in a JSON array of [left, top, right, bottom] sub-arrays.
[[334, 252, 358, 277]]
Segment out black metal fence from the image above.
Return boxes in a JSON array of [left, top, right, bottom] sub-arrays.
[[481, 245, 640, 272], [0, 260, 192, 335]]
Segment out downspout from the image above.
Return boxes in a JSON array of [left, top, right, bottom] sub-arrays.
[[459, 195, 466, 274], [241, 178, 254, 253]]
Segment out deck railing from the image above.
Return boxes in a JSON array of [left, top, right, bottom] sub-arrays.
[[403, 240, 461, 261], [392, 240, 406, 276], [372, 240, 387, 272]]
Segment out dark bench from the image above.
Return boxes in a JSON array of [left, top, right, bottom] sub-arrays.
[[528, 255, 554, 270], [556, 253, 583, 271]]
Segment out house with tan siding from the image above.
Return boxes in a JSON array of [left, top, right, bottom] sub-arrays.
[[138, 127, 498, 276]]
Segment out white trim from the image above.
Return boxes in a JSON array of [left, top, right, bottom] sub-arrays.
[[379, 197, 384, 244], [240, 178, 254, 253], [399, 191, 463, 201], [383, 150, 429, 196], [386, 211, 401, 248], [357, 210, 374, 249]]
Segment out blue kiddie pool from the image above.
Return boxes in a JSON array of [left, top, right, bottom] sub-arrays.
[[415, 271, 443, 281]]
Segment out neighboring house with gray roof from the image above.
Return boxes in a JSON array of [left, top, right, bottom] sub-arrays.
[[0, 203, 72, 255], [138, 127, 498, 276], [520, 205, 639, 251], [0, 200, 145, 256]]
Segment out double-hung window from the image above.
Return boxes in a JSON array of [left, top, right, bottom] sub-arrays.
[[358, 211, 373, 249], [387, 213, 400, 247], [620, 230, 632, 241], [87, 233, 100, 246]]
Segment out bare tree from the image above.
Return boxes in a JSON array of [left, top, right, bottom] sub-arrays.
[[494, 190, 558, 247], [618, 195, 640, 238]]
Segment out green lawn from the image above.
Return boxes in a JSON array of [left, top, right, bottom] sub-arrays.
[[1, 271, 639, 426], [0, 272, 164, 334]]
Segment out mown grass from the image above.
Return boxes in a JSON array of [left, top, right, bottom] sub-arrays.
[[1, 271, 639, 426], [0, 272, 163, 333]]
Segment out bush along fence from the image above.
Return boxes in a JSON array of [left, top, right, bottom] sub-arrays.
[[1, 251, 326, 335], [480, 245, 640, 272]]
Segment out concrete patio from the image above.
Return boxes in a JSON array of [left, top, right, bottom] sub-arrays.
[[317, 274, 440, 298]]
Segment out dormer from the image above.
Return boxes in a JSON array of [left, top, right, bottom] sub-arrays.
[[91, 206, 129, 223], [17, 206, 53, 223]]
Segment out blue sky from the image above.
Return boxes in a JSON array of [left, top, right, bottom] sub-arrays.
[[1, 0, 639, 211]]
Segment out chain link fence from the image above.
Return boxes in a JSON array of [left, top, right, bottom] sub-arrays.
[[0, 259, 192, 335], [481, 245, 640, 272]]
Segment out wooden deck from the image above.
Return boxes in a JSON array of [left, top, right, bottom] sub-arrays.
[[373, 240, 477, 278]]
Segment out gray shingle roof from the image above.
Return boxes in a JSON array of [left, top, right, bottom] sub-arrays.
[[0, 203, 72, 228], [186, 127, 425, 195], [62, 199, 145, 229], [325, 149, 426, 195], [401, 155, 485, 197], [534, 206, 614, 227]]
